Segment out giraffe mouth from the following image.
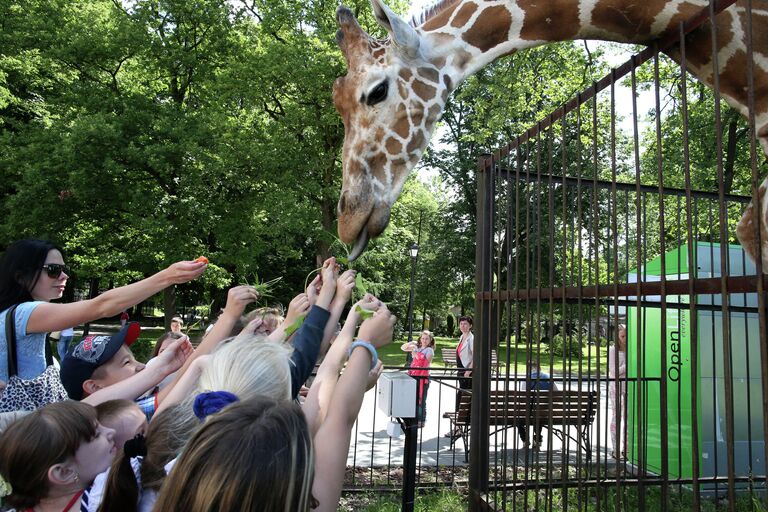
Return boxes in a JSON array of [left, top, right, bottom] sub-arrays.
[[348, 228, 369, 262]]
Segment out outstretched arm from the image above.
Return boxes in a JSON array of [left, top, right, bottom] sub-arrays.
[[82, 337, 193, 406], [155, 355, 210, 414], [268, 293, 310, 343], [159, 285, 258, 400], [27, 260, 207, 333], [286, 258, 338, 398], [311, 306, 395, 512], [303, 294, 379, 435], [319, 269, 356, 355]]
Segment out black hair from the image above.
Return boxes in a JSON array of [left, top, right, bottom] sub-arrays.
[[458, 315, 473, 326], [0, 239, 63, 312]]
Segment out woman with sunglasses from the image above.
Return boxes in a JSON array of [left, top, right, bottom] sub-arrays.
[[0, 239, 207, 412]]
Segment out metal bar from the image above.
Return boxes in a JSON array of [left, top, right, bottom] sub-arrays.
[[706, 0, 737, 503], [677, 19, 702, 512], [492, 169, 752, 204], [629, 56, 648, 508], [481, 274, 768, 300], [469, 154, 494, 507], [742, 0, 768, 497]]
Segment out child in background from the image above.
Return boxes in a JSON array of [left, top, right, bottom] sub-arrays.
[[244, 306, 283, 336], [401, 330, 435, 427], [169, 317, 183, 333]]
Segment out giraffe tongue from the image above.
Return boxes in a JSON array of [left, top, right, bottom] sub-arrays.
[[348, 228, 369, 262]]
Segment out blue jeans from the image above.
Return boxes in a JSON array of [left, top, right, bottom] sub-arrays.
[[57, 336, 73, 360]]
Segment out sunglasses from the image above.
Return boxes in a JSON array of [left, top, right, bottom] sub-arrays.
[[41, 264, 70, 279]]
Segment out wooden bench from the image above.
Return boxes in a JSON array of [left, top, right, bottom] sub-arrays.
[[441, 347, 500, 374], [442, 389, 597, 462]]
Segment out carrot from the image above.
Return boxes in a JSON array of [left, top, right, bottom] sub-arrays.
[[195, 256, 209, 264]]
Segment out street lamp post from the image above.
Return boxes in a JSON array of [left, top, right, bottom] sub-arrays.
[[406, 242, 419, 345], [402, 241, 419, 512]]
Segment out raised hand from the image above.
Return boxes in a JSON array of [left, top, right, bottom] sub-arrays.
[[348, 293, 381, 326], [164, 260, 208, 285], [333, 269, 356, 305], [357, 303, 396, 349], [285, 293, 311, 327], [235, 317, 264, 342], [306, 275, 321, 306], [155, 335, 194, 374], [316, 257, 339, 308], [223, 285, 260, 318]]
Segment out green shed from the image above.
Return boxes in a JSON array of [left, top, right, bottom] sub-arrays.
[[625, 242, 763, 491]]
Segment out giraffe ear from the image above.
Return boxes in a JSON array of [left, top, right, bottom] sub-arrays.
[[370, 0, 421, 59]]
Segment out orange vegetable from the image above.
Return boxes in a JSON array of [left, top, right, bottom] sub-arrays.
[[195, 256, 209, 264]]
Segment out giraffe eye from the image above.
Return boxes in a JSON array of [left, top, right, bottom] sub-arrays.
[[366, 81, 388, 106]]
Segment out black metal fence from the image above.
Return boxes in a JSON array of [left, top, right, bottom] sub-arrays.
[[469, 1, 767, 511], [342, 368, 471, 491]]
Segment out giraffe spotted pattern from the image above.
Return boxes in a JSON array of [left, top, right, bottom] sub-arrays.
[[334, 0, 768, 262]]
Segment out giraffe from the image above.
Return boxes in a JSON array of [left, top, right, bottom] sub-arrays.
[[332, 0, 768, 263]]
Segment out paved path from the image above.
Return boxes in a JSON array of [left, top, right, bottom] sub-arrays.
[[347, 372, 617, 468]]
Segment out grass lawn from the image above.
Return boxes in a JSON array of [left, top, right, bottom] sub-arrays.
[[381, 336, 608, 376], [125, 323, 607, 376]]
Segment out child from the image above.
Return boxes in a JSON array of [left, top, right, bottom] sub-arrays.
[[0, 401, 116, 512], [244, 306, 283, 336], [95, 399, 148, 454], [154, 296, 396, 512], [60, 322, 192, 420], [401, 330, 435, 427], [169, 317, 184, 333]]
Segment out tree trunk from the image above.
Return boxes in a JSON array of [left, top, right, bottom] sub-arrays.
[[163, 286, 176, 331], [82, 277, 100, 337]]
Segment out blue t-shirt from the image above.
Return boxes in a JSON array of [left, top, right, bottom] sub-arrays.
[[528, 371, 553, 391], [0, 301, 47, 382]]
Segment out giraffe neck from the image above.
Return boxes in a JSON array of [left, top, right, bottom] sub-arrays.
[[417, 0, 708, 90]]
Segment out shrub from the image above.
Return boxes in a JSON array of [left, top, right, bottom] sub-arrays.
[[547, 333, 583, 358], [131, 337, 156, 363]]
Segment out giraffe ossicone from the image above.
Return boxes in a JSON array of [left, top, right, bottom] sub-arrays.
[[333, 0, 768, 263]]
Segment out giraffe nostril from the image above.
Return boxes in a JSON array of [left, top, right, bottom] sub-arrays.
[[338, 193, 348, 214]]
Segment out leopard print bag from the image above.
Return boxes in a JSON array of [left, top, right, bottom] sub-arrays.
[[0, 305, 69, 412]]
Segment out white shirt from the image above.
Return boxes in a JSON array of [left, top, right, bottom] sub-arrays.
[[456, 332, 473, 368]]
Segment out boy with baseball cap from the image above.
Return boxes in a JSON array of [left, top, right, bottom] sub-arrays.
[[61, 322, 191, 419]]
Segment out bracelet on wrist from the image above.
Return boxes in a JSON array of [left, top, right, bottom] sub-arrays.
[[348, 340, 378, 370]]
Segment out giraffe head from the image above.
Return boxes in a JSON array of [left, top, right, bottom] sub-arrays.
[[334, 1, 450, 259]]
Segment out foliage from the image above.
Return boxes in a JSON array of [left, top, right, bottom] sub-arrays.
[[546, 333, 584, 358], [340, 488, 467, 512], [130, 336, 156, 364], [0, 0, 433, 323], [500, 485, 768, 512]]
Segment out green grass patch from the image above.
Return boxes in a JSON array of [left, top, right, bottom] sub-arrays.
[[381, 336, 608, 375], [339, 488, 467, 512]]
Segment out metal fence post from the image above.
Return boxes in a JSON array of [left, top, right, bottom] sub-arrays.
[[470, 153, 495, 509]]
